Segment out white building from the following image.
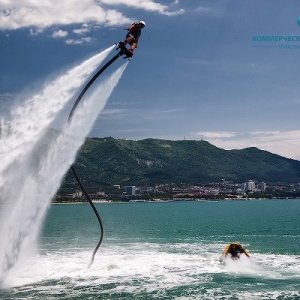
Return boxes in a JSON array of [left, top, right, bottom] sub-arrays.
[[242, 180, 256, 192]]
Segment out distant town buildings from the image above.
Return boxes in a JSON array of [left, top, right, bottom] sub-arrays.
[[258, 182, 267, 192], [112, 185, 121, 189], [241, 180, 267, 192], [54, 179, 300, 203], [125, 186, 136, 196], [73, 190, 83, 198], [242, 180, 256, 192]]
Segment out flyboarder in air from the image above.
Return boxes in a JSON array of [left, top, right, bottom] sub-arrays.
[[118, 21, 146, 57], [68, 22, 146, 265]]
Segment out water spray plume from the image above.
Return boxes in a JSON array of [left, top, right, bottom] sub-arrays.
[[0, 45, 127, 287]]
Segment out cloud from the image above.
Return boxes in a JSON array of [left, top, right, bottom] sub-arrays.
[[65, 37, 94, 44], [29, 28, 44, 36], [0, 0, 131, 30], [0, 0, 183, 31], [160, 109, 183, 114], [51, 29, 68, 38], [73, 27, 90, 35], [195, 130, 300, 161], [197, 131, 236, 139], [99, 0, 184, 16], [194, 6, 212, 13], [100, 108, 127, 115]]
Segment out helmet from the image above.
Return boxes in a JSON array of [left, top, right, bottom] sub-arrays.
[[139, 21, 146, 28]]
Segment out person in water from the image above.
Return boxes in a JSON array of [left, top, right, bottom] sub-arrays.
[[223, 243, 250, 259], [119, 21, 146, 55]]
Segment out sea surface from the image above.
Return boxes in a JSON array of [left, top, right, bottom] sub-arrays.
[[1, 199, 300, 299]]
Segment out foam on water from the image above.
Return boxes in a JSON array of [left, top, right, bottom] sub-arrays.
[[4, 242, 300, 298], [0, 46, 127, 287]]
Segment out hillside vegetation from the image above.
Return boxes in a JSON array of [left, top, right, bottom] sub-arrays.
[[63, 137, 300, 186]]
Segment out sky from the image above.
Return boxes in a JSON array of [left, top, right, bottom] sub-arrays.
[[1, 0, 300, 160]]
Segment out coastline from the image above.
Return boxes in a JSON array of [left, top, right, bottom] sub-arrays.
[[50, 197, 300, 205]]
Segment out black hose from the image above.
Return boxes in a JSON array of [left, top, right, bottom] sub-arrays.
[[70, 166, 103, 265], [68, 47, 124, 265], [68, 53, 121, 122]]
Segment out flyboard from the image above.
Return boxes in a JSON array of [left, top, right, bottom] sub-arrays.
[[68, 42, 133, 266], [221, 242, 250, 261]]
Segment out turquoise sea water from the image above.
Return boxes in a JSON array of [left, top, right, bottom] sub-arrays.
[[1, 199, 300, 299]]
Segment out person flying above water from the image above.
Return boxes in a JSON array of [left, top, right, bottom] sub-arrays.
[[118, 21, 146, 56]]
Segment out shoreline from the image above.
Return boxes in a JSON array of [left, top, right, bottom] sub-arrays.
[[51, 197, 300, 204]]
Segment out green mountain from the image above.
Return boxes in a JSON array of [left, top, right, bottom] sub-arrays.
[[64, 137, 300, 186]]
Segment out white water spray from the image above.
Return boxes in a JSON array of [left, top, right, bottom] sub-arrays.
[[0, 46, 127, 287]]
